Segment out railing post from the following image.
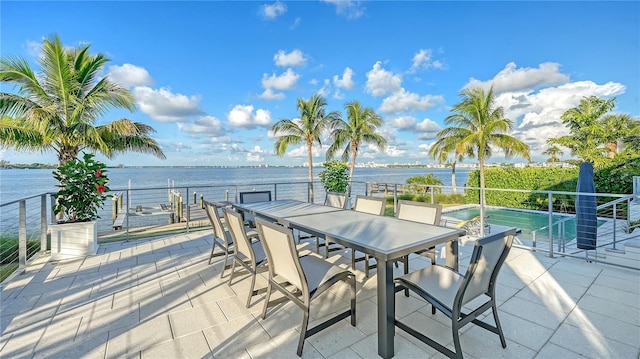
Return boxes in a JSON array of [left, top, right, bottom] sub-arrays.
[[19, 200, 26, 268], [430, 186, 435, 204], [274, 184, 278, 201], [612, 203, 617, 250], [112, 195, 118, 222], [186, 204, 190, 233], [50, 193, 57, 224], [548, 192, 554, 258], [393, 184, 398, 216], [125, 190, 130, 241], [41, 194, 47, 252]]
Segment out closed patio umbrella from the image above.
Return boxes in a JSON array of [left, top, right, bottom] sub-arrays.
[[576, 162, 597, 250]]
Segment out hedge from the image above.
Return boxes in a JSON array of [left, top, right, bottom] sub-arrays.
[[465, 157, 639, 211]]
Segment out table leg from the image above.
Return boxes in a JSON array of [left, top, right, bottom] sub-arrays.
[[445, 240, 459, 271], [377, 259, 394, 359]]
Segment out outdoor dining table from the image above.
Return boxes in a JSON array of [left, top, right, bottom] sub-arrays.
[[233, 199, 465, 359]]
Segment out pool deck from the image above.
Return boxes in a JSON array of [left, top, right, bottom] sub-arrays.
[[1, 230, 639, 358]]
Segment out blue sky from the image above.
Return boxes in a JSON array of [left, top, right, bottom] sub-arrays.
[[1, 1, 638, 167]]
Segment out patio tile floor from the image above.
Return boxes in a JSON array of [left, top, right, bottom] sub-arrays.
[[1, 230, 639, 359]]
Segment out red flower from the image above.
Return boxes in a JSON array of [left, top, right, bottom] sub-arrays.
[[96, 169, 102, 178], [97, 185, 105, 193]]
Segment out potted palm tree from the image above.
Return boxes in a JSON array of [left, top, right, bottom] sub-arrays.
[[0, 35, 167, 259], [50, 153, 110, 259]]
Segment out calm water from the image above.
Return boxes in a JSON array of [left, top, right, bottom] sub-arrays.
[[1, 167, 471, 204]]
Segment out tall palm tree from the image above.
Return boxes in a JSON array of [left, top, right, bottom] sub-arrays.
[[326, 100, 387, 191], [542, 145, 564, 162], [599, 114, 632, 159], [272, 93, 341, 202], [428, 135, 467, 194], [0, 34, 166, 166], [436, 86, 530, 207]]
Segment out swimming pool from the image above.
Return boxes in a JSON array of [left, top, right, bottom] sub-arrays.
[[443, 207, 602, 242]]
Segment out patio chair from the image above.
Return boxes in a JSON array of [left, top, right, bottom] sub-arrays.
[[349, 195, 385, 277], [223, 208, 269, 308], [314, 192, 349, 255], [204, 201, 258, 277], [396, 200, 443, 266], [239, 190, 272, 227], [255, 218, 356, 357], [394, 228, 517, 359], [325, 191, 349, 209]]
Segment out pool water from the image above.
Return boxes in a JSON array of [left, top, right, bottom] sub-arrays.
[[443, 207, 602, 241]]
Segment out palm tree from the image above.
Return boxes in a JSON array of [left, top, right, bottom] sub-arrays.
[[428, 135, 467, 194], [542, 145, 564, 162], [0, 34, 166, 166], [435, 86, 530, 207], [599, 114, 632, 159], [272, 93, 341, 202], [326, 100, 387, 191]]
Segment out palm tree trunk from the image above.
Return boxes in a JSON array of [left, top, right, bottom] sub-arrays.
[[451, 160, 458, 194], [479, 157, 486, 236], [307, 142, 314, 203], [348, 145, 357, 197], [605, 142, 617, 159]]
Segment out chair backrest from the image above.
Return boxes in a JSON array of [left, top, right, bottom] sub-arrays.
[[353, 195, 385, 215], [239, 191, 272, 204], [457, 228, 516, 307], [204, 201, 227, 245], [255, 218, 308, 299], [324, 192, 348, 209], [396, 200, 442, 225], [223, 208, 254, 261]]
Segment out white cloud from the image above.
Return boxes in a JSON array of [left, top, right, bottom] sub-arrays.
[[321, 0, 366, 19], [259, 88, 285, 100], [133, 87, 203, 122], [365, 61, 402, 96], [247, 153, 264, 162], [409, 49, 433, 73], [415, 118, 440, 132], [262, 1, 286, 20], [108, 64, 154, 88], [247, 146, 266, 162], [389, 116, 416, 130], [262, 68, 300, 90], [333, 67, 355, 90], [260, 68, 300, 100], [178, 116, 226, 137], [379, 88, 444, 114], [464, 62, 570, 94], [25, 40, 41, 58], [290, 17, 301, 29], [228, 105, 272, 129], [385, 146, 406, 157], [317, 79, 331, 98], [274, 49, 306, 67], [287, 145, 321, 158], [493, 80, 627, 159]]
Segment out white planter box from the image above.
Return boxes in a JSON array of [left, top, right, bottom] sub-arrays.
[[50, 221, 98, 260]]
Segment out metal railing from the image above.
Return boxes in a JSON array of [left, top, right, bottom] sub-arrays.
[[1, 179, 638, 284]]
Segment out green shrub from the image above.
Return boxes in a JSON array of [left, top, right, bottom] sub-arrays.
[[319, 160, 349, 193], [465, 157, 639, 210], [406, 173, 444, 193]]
